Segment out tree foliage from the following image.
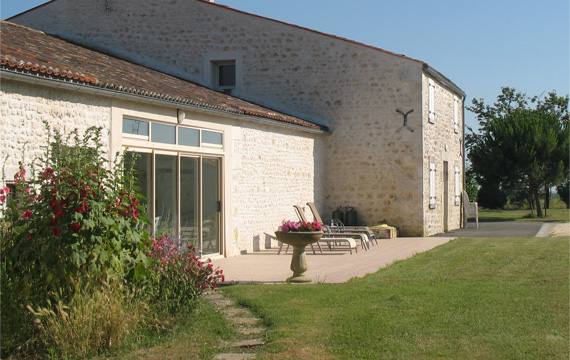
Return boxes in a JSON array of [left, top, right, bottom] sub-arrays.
[[467, 88, 569, 215]]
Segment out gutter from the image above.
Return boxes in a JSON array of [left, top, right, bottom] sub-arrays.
[[423, 65, 466, 98], [1, 68, 329, 135]]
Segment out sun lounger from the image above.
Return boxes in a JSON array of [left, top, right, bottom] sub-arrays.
[[294, 205, 368, 251], [304, 202, 378, 246]]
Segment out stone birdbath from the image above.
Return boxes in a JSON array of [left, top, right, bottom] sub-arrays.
[[274, 230, 323, 282]]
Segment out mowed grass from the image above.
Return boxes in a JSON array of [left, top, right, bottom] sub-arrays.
[[478, 207, 569, 223], [222, 237, 569, 359]]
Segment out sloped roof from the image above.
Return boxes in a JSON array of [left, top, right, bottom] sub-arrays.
[[0, 21, 327, 132]]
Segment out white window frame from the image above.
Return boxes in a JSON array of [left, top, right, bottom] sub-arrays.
[[122, 117, 224, 150], [453, 95, 459, 133], [428, 79, 436, 123], [429, 159, 437, 209], [454, 165, 461, 206]]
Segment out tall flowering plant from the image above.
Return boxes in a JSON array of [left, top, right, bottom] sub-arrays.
[[144, 235, 224, 314], [279, 220, 323, 232], [1, 126, 149, 303]]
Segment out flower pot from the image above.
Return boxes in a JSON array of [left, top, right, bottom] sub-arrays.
[[275, 231, 323, 282]]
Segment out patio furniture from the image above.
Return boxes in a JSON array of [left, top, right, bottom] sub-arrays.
[[266, 232, 357, 255], [305, 202, 378, 246], [462, 191, 479, 228], [294, 204, 367, 251]]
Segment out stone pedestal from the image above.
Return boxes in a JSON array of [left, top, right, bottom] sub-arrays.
[[275, 231, 323, 282]]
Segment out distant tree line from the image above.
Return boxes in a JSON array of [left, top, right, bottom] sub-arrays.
[[466, 87, 569, 216]]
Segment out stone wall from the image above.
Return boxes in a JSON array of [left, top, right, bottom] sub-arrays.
[[1, 77, 321, 256], [11, 0, 464, 236], [422, 74, 464, 235], [0, 79, 112, 181]]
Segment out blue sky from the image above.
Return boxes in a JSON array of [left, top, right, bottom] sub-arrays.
[[2, 0, 568, 131]]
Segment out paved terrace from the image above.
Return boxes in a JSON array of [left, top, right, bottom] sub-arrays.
[[212, 236, 454, 284], [211, 222, 565, 284]]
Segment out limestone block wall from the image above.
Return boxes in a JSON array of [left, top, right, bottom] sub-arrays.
[[11, 0, 463, 236], [228, 124, 322, 255], [1, 77, 321, 257], [0, 79, 112, 184], [422, 74, 464, 236]]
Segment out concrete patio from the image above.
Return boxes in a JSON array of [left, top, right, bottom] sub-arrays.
[[211, 236, 455, 284], [210, 221, 566, 284]]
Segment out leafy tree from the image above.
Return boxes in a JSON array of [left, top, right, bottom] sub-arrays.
[[466, 88, 569, 216], [556, 178, 570, 209], [468, 108, 568, 216], [464, 168, 479, 203]]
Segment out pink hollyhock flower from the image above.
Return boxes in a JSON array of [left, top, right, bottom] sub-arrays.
[[22, 210, 33, 219]]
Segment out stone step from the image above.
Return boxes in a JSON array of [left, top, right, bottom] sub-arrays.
[[213, 353, 257, 360], [222, 307, 252, 317], [236, 327, 265, 336], [232, 317, 260, 325], [214, 299, 237, 307], [230, 338, 265, 348]]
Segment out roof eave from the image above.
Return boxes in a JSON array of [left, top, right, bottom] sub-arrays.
[[1, 68, 329, 134], [423, 65, 466, 98]]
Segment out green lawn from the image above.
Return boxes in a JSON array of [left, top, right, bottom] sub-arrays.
[[222, 237, 569, 359], [478, 207, 569, 222]]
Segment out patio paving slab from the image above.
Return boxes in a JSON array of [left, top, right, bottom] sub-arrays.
[[211, 236, 455, 284]]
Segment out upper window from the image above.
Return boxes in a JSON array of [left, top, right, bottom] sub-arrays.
[[122, 118, 223, 149], [123, 118, 149, 138], [213, 60, 236, 94]]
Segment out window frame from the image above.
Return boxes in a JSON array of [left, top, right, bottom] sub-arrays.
[[212, 60, 236, 93], [122, 117, 223, 150]]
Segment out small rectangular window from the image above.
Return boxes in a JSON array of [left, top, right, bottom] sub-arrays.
[[123, 118, 149, 137], [179, 127, 200, 147], [202, 130, 223, 146], [213, 60, 236, 93], [151, 123, 176, 144], [218, 64, 236, 87]]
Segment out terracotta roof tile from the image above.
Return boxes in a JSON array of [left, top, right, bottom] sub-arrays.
[[0, 21, 327, 132]]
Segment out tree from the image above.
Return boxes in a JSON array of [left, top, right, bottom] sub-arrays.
[[468, 106, 568, 216], [556, 178, 570, 209]]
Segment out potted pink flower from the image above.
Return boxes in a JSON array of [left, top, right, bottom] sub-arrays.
[[275, 220, 324, 283]]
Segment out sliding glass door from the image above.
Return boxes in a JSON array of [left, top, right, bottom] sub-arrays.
[[201, 158, 220, 255], [128, 152, 222, 256]]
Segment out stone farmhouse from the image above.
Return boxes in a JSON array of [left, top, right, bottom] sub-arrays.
[[3, 0, 466, 257]]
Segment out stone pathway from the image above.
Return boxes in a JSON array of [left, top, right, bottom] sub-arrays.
[[203, 291, 266, 360]]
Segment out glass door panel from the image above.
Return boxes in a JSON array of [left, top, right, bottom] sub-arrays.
[[202, 158, 220, 255], [154, 154, 178, 237], [180, 157, 199, 250]]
